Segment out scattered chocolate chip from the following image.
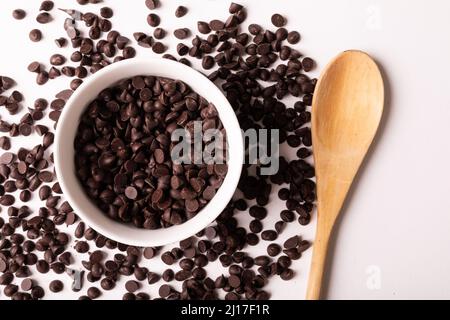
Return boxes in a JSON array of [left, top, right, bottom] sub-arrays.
[[36, 12, 52, 24], [202, 55, 215, 70], [261, 230, 278, 241], [174, 28, 190, 40], [153, 27, 165, 39], [100, 7, 113, 19], [143, 247, 156, 259], [145, 0, 159, 10], [21, 278, 34, 291], [0, 136, 11, 150], [147, 272, 160, 284], [175, 6, 188, 18], [100, 278, 115, 291], [147, 13, 160, 27], [29, 29, 42, 42], [284, 235, 299, 249], [287, 31, 301, 44], [50, 54, 66, 66], [49, 280, 63, 292], [55, 37, 67, 48], [13, 9, 26, 20], [0, 152, 15, 165], [28, 61, 42, 73], [197, 21, 211, 34], [271, 13, 286, 27], [125, 280, 140, 293], [40, 1, 54, 11], [87, 287, 101, 299], [74, 241, 89, 253], [302, 57, 315, 72]]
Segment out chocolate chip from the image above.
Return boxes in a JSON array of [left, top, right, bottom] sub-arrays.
[[36, 260, 49, 273], [50, 54, 66, 66], [261, 230, 278, 241], [174, 28, 190, 40], [39, 1, 54, 11], [123, 186, 138, 200], [13, 9, 26, 20], [147, 13, 160, 27], [49, 280, 63, 292], [229, 2, 243, 13], [147, 272, 160, 284], [271, 13, 286, 27], [302, 57, 315, 72], [175, 6, 188, 18], [20, 190, 31, 202], [280, 268, 294, 280], [36, 12, 52, 24], [87, 287, 101, 299], [246, 233, 259, 246], [249, 220, 263, 233], [123, 46, 136, 58], [28, 61, 42, 73], [283, 236, 299, 249], [197, 21, 211, 34], [38, 171, 53, 182], [287, 31, 301, 44], [29, 29, 42, 42], [0, 136, 11, 150], [100, 7, 113, 19], [249, 206, 267, 220], [161, 251, 175, 265], [21, 278, 34, 291], [75, 241, 89, 253], [209, 20, 224, 31], [0, 195, 15, 206], [145, 0, 159, 10], [36, 71, 49, 85], [275, 221, 286, 234], [0, 151, 14, 164], [125, 280, 140, 293], [0, 272, 14, 285], [143, 247, 156, 259], [153, 28, 165, 39], [267, 243, 282, 257], [248, 23, 262, 35], [116, 36, 130, 49], [162, 269, 174, 282], [228, 275, 241, 288], [177, 43, 189, 56], [0, 259, 8, 273], [59, 252, 72, 265], [202, 55, 215, 70]]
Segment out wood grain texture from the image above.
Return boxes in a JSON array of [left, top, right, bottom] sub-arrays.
[[306, 50, 384, 300]]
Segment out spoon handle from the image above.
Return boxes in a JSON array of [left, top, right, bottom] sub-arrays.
[[306, 176, 352, 300], [306, 224, 332, 300]]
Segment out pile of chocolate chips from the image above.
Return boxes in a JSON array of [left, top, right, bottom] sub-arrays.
[[74, 76, 227, 228], [0, 1, 315, 300]]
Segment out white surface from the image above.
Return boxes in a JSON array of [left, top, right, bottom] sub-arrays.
[[55, 58, 244, 247], [0, 0, 449, 300]]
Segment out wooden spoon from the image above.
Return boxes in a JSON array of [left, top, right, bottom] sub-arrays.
[[306, 50, 384, 300]]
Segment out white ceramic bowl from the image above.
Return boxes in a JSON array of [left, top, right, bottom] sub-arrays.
[[54, 58, 243, 247]]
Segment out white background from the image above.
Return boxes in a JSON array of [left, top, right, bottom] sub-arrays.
[[1, 0, 450, 300]]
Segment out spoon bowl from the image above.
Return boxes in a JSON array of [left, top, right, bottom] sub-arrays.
[[306, 50, 384, 299]]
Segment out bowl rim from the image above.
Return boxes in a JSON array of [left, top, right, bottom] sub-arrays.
[[54, 57, 243, 247]]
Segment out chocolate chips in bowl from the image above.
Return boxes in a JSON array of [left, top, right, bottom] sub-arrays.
[[75, 75, 227, 228], [54, 58, 244, 247]]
